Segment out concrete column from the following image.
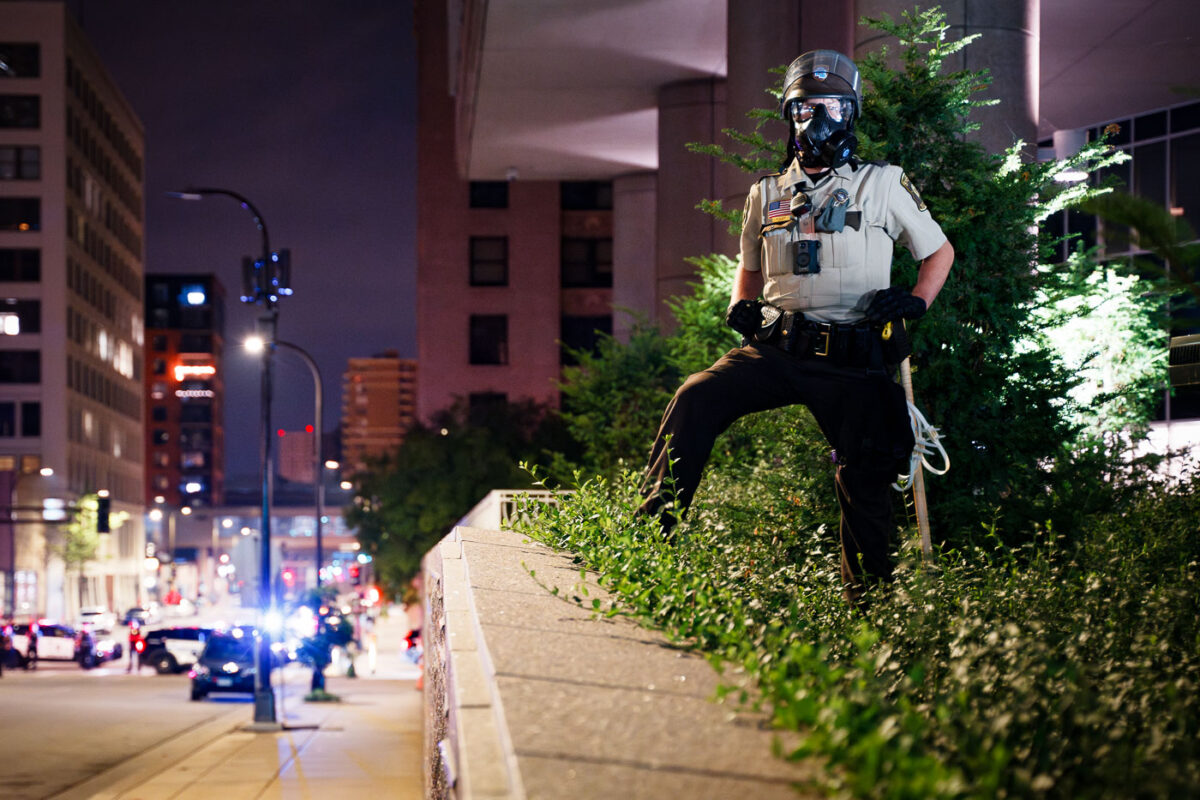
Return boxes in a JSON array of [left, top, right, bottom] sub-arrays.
[[656, 79, 734, 330], [612, 172, 657, 342], [856, 0, 1039, 156]]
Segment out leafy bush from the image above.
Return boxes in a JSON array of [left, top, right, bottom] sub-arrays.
[[516, 467, 1200, 799]]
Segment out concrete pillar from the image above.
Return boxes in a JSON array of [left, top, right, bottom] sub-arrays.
[[612, 172, 657, 342], [656, 78, 734, 330], [856, 0, 1039, 156]]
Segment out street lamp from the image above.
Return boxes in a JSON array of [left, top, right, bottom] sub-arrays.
[[4, 466, 52, 620], [246, 336, 328, 588], [169, 186, 285, 729]]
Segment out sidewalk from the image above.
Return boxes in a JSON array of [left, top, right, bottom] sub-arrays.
[[58, 606, 424, 800]]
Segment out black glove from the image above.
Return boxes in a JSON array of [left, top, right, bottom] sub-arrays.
[[725, 299, 763, 337], [865, 286, 926, 325]]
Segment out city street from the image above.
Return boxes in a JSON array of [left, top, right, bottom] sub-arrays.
[[0, 605, 422, 799], [0, 658, 296, 798]]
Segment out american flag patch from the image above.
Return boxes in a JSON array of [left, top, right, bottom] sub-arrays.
[[766, 198, 791, 222]]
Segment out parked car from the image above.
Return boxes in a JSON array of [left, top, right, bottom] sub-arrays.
[[189, 631, 258, 701], [77, 627, 124, 668], [121, 605, 160, 626], [9, 622, 82, 666], [140, 626, 214, 674], [77, 606, 118, 632]]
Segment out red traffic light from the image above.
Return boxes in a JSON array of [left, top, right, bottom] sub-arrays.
[[282, 568, 296, 586]]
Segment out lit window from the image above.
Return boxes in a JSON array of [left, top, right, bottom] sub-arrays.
[[180, 284, 206, 306], [0, 312, 17, 335]]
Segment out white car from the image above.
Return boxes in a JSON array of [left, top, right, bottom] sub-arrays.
[[78, 606, 118, 632], [8, 622, 81, 666], [140, 626, 214, 674]]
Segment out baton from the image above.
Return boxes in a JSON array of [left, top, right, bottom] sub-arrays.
[[899, 356, 932, 558]]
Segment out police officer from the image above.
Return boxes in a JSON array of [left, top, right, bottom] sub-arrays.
[[639, 49, 954, 605]]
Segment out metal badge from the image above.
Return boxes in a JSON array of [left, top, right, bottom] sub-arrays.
[[832, 188, 850, 206]]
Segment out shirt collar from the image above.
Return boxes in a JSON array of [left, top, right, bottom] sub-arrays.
[[775, 159, 852, 194]]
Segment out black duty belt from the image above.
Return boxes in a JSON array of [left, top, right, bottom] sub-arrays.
[[760, 310, 891, 369]]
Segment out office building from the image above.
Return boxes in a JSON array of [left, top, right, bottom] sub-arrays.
[[1, 3, 146, 620], [143, 273, 226, 509], [341, 350, 417, 476]]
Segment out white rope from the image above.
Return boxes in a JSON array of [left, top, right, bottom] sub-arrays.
[[893, 401, 950, 492]]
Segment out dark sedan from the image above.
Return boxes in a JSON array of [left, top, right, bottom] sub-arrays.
[[188, 631, 258, 701]]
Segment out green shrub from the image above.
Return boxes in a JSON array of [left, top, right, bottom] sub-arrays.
[[517, 468, 1200, 799]]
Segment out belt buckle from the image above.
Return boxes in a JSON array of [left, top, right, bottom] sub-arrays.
[[814, 324, 831, 357]]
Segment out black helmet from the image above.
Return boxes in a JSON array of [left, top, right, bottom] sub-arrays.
[[780, 50, 862, 169]]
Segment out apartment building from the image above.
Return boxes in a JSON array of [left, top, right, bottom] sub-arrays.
[[1, 3, 146, 620], [341, 351, 417, 476], [143, 273, 225, 508]]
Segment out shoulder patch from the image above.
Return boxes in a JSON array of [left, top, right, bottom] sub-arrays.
[[899, 172, 928, 212]]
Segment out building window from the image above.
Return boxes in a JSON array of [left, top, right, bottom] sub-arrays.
[[178, 333, 213, 353], [0, 299, 38, 334], [153, 474, 170, 490], [152, 429, 169, 445], [153, 451, 169, 467], [180, 404, 212, 423], [560, 315, 613, 365], [152, 335, 167, 351], [0, 44, 40, 78], [152, 358, 166, 376], [561, 237, 613, 287], [0, 350, 38, 382], [0, 402, 13, 436], [0, 95, 39, 128], [151, 405, 168, 422], [469, 181, 509, 208], [0, 146, 39, 180], [469, 315, 508, 365], [0, 249, 39, 281], [0, 198, 39, 231], [561, 181, 613, 210], [20, 401, 38, 437], [181, 451, 206, 469], [469, 237, 508, 286]]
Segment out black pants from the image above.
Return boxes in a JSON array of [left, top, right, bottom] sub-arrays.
[[639, 344, 911, 604]]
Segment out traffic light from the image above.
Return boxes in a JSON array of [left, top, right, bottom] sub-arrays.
[[349, 565, 361, 585], [97, 493, 111, 533], [282, 568, 295, 587]]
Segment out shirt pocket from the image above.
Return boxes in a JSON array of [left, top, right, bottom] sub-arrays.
[[761, 225, 795, 278]]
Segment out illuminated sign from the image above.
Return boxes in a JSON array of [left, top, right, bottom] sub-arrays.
[[174, 364, 216, 381], [174, 389, 215, 398]]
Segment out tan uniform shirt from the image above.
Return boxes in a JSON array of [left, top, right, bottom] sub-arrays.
[[739, 159, 947, 323]]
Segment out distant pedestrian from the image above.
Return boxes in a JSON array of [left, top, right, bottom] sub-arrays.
[[27, 625, 38, 669], [127, 620, 141, 673], [362, 614, 377, 674]]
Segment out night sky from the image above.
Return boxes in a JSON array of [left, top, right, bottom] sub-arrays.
[[71, 0, 418, 482]]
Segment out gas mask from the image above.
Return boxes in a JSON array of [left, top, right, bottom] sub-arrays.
[[790, 97, 858, 169]]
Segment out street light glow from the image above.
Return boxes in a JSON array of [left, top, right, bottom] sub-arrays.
[[244, 335, 266, 354]]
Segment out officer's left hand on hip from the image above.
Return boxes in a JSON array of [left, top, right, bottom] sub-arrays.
[[865, 286, 926, 324]]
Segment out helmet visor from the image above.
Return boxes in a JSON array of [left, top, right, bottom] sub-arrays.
[[788, 96, 854, 125]]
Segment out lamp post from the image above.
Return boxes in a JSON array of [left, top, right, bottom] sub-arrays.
[[169, 186, 283, 728], [246, 337, 327, 588], [3, 466, 52, 620]]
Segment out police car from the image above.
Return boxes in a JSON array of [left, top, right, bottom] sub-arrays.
[[139, 626, 214, 674], [8, 622, 82, 667]]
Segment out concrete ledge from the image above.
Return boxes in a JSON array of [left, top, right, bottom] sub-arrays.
[[423, 525, 819, 800]]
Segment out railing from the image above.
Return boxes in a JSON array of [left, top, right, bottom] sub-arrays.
[[457, 489, 570, 532]]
